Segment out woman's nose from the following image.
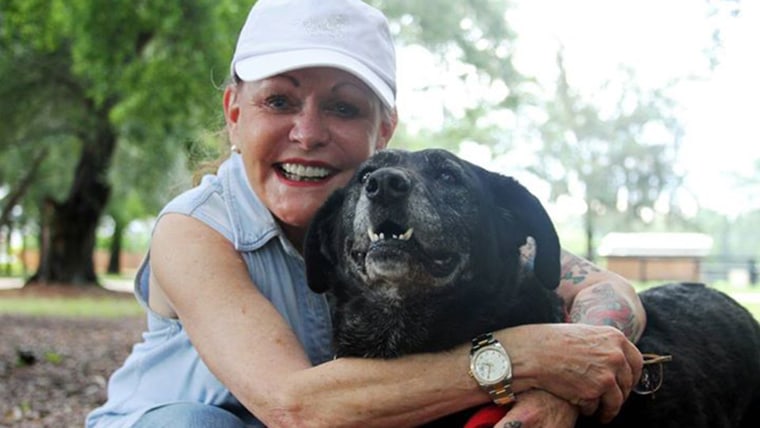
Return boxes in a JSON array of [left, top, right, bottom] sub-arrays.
[[289, 104, 329, 150]]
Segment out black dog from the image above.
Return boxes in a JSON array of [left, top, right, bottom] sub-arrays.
[[304, 148, 760, 427]]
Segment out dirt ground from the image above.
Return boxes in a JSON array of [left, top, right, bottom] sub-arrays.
[[0, 286, 146, 428]]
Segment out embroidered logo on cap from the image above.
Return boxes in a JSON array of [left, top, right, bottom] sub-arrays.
[[303, 14, 349, 40]]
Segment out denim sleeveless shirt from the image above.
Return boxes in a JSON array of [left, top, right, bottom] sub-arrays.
[[86, 153, 334, 427]]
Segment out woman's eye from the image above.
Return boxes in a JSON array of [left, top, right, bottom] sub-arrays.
[[331, 102, 359, 118], [265, 95, 291, 110]]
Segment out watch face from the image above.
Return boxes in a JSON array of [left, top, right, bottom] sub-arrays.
[[473, 347, 511, 384]]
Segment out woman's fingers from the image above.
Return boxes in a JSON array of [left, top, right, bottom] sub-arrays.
[[505, 323, 642, 422], [623, 338, 644, 392], [576, 398, 599, 417], [596, 383, 625, 423], [497, 390, 579, 428]]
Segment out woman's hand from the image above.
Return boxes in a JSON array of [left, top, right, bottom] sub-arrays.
[[496, 389, 578, 428], [500, 323, 642, 423]]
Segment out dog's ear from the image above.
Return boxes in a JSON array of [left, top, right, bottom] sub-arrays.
[[481, 169, 561, 290], [303, 190, 345, 293]]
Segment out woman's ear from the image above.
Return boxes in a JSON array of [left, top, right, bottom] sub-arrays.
[[223, 85, 242, 148], [223, 85, 241, 128]]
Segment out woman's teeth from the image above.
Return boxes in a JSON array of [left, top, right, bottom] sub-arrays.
[[279, 163, 331, 182]]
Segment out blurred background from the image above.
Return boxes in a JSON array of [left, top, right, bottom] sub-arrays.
[[1, 0, 757, 289]]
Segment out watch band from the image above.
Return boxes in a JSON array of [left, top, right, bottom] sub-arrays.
[[471, 333, 517, 407], [471, 333, 498, 350]]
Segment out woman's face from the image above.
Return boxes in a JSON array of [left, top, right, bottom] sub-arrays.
[[224, 67, 395, 245]]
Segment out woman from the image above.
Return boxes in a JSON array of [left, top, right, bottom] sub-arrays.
[[87, 0, 644, 427]]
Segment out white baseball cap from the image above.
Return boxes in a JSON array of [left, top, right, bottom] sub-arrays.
[[231, 0, 397, 108]]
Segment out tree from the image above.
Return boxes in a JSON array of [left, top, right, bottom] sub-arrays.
[[0, 0, 243, 285], [529, 51, 684, 260], [370, 0, 527, 152]]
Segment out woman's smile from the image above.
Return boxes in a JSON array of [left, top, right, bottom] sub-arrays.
[[275, 160, 338, 185]]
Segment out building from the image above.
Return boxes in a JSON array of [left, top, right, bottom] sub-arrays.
[[598, 232, 714, 282]]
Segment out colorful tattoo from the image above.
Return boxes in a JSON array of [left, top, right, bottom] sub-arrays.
[[559, 252, 602, 285], [569, 283, 640, 340]]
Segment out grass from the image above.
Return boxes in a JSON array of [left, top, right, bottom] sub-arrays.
[[634, 281, 760, 320], [1, 277, 758, 320], [0, 274, 143, 318], [0, 296, 143, 318], [719, 290, 760, 320], [741, 301, 760, 319]]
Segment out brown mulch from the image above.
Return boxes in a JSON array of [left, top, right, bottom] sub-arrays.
[[0, 286, 146, 428]]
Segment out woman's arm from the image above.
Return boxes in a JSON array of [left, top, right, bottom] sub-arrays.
[[151, 215, 643, 427], [150, 213, 485, 427], [496, 248, 646, 427], [556, 249, 646, 342]]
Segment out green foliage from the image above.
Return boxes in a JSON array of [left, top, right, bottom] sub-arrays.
[[44, 351, 63, 365], [377, 0, 520, 88], [368, 0, 526, 155], [0, 0, 245, 246]]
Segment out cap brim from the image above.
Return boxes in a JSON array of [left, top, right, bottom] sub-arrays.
[[234, 49, 395, 108]]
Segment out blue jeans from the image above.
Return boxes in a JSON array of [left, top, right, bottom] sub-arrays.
[[133, 402, 248, 428]]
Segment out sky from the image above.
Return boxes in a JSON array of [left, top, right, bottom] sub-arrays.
[[396, 0, 760, 218]]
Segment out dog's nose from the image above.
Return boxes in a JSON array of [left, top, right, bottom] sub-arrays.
[[365, 168, 411, 202]]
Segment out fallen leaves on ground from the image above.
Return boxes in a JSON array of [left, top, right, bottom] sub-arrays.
[[1, 288, 145, 428]]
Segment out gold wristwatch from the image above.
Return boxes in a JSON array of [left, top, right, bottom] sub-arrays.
[[469, 333, 517, 406]]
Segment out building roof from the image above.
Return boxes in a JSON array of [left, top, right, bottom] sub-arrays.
[[598, 232, 714, 257]]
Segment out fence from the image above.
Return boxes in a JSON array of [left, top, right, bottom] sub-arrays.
[[700, 256, 758, 286]]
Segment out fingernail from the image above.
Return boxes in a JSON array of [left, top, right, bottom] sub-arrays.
[[503, 422, 523, 428]]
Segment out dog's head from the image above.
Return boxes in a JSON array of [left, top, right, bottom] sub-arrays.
[[304, 148, 560, 300]]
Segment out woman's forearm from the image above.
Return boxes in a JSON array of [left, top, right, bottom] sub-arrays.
[[263, 348, 485, 428], [557, 250, 646, 342]]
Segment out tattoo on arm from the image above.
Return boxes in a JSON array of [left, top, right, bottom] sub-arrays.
[[569, 283, 640, 340], [559, 252, 601, 286], [560, 251, 643, 340]]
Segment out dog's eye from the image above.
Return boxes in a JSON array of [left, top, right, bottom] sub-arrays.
[[438, 170, 458, 183]]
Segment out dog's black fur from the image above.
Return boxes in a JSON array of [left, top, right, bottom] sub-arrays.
[[304, 148, 760, 427]]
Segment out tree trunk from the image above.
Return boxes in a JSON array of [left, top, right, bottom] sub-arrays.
[[2, 221, 11, 276], [584, 205, 595, 262], [107, 219, 123, 275], [27, 106, 116, 287], [21, 222, 29, 277], [0, 149, 47, 231]]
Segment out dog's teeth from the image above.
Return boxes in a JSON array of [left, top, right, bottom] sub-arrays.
[[399, 228, 413, 241], [368, 227, 413, 242]]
